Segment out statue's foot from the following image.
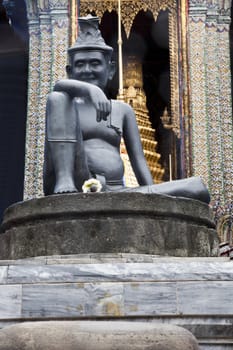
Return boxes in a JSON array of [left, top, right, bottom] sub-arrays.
[[54, 181, 78, 194]]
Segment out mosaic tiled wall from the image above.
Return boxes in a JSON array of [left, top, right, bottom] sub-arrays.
[[24, 0, 70, 199], [188, 0, 233, 204]]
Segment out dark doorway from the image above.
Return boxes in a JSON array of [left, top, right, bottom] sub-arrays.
[[230, 3, 233, 116], [99, 9, 178, 180], [0, 0, 28, 222]]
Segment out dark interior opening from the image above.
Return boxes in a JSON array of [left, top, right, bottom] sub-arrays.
[[0, 0, 28, 222], [99, 9, 178, 181], [230, 3, 233, 116]]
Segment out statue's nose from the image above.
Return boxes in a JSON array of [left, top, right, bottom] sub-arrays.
[[83, 63, 91, 72]]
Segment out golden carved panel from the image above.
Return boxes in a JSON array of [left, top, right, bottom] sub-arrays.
[[80, 0, 175, 38], [168, 8, 180, 138]]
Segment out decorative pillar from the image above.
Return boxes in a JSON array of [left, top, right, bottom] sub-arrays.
[[50, 4, 70, 86], [188, 0, 233, 204], [205, 2, 224, 200], [24, 0, 70, 199], [23, 3, 41, 198], [217, 3, 233, 203], [188, 0, 210, 187], [36, 5, 53, 196]]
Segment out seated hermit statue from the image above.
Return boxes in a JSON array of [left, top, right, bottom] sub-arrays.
[[44, 15, 210, 204]]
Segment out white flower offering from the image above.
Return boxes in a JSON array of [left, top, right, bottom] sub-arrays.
[[82, 178, 102, 193]]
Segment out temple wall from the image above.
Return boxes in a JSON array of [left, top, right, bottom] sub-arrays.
[[188, 0, 233, 204], [24, 0, 70, 199]]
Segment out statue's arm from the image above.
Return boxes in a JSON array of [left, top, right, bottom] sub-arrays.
[[122, 103, 154, 186], [53, 79, 111, 121]]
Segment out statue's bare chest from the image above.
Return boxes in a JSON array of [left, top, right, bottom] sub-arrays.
[[74, 99, 123, 145]]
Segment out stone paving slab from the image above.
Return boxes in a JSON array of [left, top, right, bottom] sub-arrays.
[[0, 285, 22, 319], [0, 257, 232, 319], [0, 255, 232, 349], [2, 258, 233, 285]]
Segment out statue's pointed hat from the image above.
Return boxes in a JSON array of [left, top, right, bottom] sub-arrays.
[[68, 15, 113, 55]]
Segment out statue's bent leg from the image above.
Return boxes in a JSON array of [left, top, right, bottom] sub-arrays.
[[122, 177, 210, 204], [45, 91, 79, 193], [151, 177, 210, 203]]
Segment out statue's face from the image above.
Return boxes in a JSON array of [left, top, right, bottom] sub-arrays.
[[69, 50, 113, 90]]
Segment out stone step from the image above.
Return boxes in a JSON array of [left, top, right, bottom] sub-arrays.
[[0, 255, 232, 349]]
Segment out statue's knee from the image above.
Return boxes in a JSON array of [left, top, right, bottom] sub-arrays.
[[46, 91, 76, 140], [47, 91, 70, 108]]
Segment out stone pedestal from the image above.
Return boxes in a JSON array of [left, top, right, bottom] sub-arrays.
[[0, 193, 219, 259], [0, 193, 225, 348]]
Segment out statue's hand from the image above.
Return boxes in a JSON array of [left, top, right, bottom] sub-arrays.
[[89, 85, 111, 122]]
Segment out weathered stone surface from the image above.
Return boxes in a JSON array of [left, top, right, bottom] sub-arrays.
[[0, 256, 233, 348], [0, 321, 199, 350], [0, 285, 22, 319], [0, 256, 232, 322], [0, 193, 219, 259]]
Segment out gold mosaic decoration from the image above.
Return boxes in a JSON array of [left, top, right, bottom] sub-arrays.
[[168, 8, 180, 138], [69, 0, 78, 46], [180, 0, 193, 177]]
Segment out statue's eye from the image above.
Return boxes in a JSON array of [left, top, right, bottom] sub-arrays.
[[75, 61, 84, 68], [91, 60, 101, 66]]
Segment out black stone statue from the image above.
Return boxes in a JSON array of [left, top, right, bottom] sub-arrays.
[[43, 15, 210, 204]]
